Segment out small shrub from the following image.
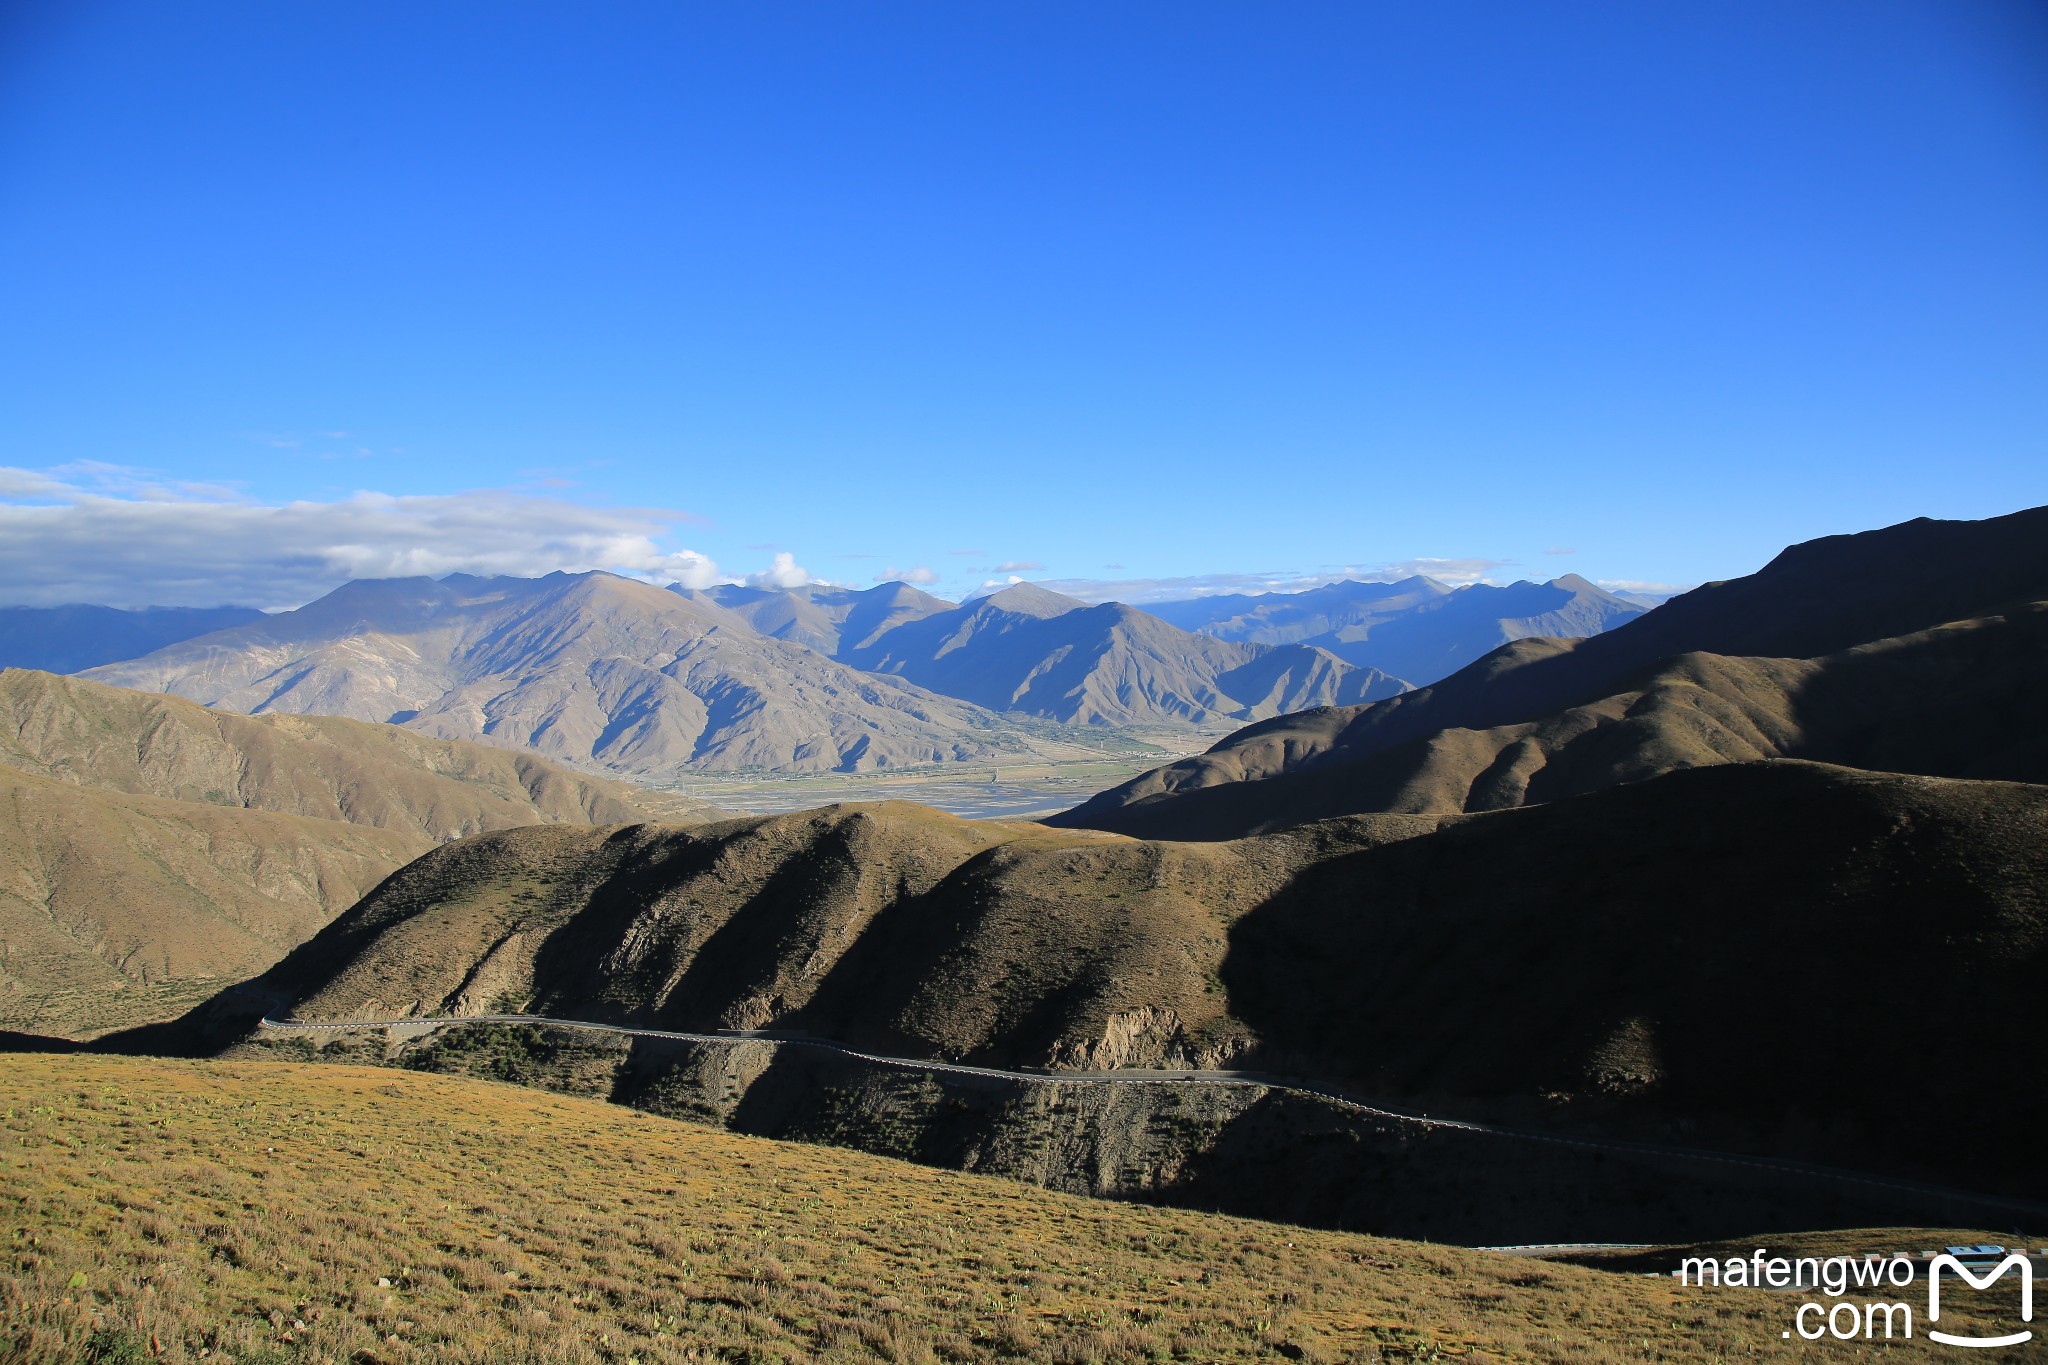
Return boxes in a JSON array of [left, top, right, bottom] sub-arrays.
[[81, 1328, 149, 1365]]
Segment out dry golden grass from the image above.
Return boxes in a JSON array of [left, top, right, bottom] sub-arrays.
[[0, 1054, 1956, 1364]]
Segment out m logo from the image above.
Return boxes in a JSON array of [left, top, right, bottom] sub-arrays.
[[1928, 1254, 2034, 1349]]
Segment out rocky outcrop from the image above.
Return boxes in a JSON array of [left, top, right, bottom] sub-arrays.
[[1044, 1006, 1245, 1072]]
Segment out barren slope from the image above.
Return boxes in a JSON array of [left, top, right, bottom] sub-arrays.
[[681, 580, 955, 655], [842, 584, 1406, 725], [0, 671, 717, 1037], [1, 669, 714, 837], [83, 572, 1054, 773]]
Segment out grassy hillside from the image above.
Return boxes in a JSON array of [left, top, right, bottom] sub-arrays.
[[0, 670, 714, 838], [3, 1052, 1982, 1364], [208, 762, 2047, 1206], [0, 670, 717, 1039], [0, 767, 421, 1037]]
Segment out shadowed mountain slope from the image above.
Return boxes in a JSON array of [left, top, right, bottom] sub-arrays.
[[0, 670, 717, 1037], [1152, 575, 1644, 685], [0, 604, 268, 674], [82, 572, 1058, 773], [221, 761, 2046, 1201], [1054, 507, 2048, 837], [1053, 601, 2048, 840], [838, 583, 1406, 725]]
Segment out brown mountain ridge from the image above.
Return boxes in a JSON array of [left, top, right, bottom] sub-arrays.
[[1053, 506, 2048, 838], [0, 669, 714, 1037]]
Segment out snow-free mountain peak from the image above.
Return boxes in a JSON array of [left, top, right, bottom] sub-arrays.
[[970, 581, 1089, 619]]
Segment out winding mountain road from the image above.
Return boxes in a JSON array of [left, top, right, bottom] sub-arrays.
[[259, 1010, 2048, 1222]]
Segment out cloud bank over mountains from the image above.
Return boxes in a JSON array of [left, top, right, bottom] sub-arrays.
[[0, 465, 734, 609], [2, 462, 1655, 611]]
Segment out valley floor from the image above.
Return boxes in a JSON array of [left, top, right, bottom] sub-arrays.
[[0, 1056, 2017, 1363], [639, 726, 1227, 820]]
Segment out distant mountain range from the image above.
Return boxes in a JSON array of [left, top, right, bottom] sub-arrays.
[[0, 604, 267, 674], [692, 573, 1643, 696], [68, 573, 1414, 773], [81, 572, 1043, 774], [1147, 573, 1646, 684], [689, 579, 1405, 726], [10, 564, 1647, 777]]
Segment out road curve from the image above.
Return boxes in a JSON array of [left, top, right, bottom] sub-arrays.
[[259, 1011, 2048, 1221]]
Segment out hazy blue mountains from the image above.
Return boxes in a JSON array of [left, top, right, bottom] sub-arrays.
[[1150, 574, 1645, 686], [1054, 506, 2048, 838], [0, 604, 267, 674], [798, 581, 1407, 727]]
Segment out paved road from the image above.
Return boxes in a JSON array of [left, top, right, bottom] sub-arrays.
[[259, 1010, 2048, 1221]]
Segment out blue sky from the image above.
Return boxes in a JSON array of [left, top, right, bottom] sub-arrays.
[[1, 0, 2043, 608]]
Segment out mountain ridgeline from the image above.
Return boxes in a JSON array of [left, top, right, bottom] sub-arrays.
[[80, 575, 1400, 776], [64, 568, 1645, 777], [81, 573, 1028, 775], [1147, 573, 1644, 684], [787, 581, 1404, 725], [1054, 506, 2048, 838]]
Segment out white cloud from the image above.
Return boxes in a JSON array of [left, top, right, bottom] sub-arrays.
[[650, 549, 725, 590], [964, 575, 1029, 599], [874, 565, 940, 586], [992, 559, 1043, 572], [745, 551, 815, 589], [0, 464, 730, 609]]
